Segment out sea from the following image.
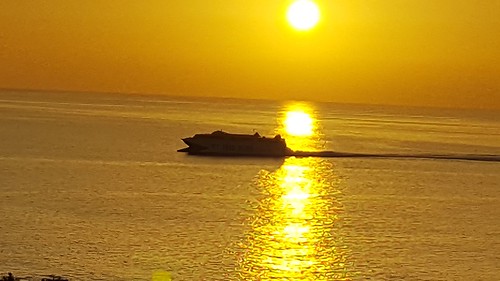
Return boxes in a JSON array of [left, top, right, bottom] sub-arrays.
[[0, 90, 499, 281]]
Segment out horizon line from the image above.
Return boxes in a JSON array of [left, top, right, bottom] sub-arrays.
[[1, 86, 498, 112]]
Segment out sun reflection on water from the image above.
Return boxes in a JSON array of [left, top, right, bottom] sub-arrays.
[[284, 111, 314, 137], [278, 102, 322, 151], [236, 157, 352, 280]]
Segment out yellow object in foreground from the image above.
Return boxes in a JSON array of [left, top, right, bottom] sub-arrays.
[[152, 271, 172, 281]]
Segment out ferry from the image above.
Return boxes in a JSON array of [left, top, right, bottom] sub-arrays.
[[178, 131, 292, 157]]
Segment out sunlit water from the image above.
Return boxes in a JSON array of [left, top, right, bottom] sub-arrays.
[[0, 90, 499, 280], [237, 157, 351, 280]]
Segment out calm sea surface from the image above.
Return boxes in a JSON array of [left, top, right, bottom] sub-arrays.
[[0, 91, 499, 280]]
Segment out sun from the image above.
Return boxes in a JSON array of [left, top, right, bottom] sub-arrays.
[[287, 0, 320, 31]]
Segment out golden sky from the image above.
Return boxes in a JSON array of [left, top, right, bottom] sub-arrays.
[[1, 0, 499, 109]]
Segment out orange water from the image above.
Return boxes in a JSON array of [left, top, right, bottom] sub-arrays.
[[1, 90, 499, 280]]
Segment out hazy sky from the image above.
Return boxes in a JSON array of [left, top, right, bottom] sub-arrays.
[[1, 1, 499, 109]]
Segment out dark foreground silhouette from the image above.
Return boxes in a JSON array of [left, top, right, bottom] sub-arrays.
[[1, 273, 68, 281]]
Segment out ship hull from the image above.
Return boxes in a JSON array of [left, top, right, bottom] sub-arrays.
[[178, 131, 292, 157]]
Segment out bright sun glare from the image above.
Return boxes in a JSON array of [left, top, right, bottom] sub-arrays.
[[284, 111, 314, 136], [287, 0, 320, 31]]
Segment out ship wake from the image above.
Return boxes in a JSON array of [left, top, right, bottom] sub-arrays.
[[290, 151, 500, 162]]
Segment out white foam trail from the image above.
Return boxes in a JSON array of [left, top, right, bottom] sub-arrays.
[[291, 151, 500, 162]]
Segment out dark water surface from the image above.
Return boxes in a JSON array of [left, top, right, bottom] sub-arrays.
[[0, 91, 499, 280]]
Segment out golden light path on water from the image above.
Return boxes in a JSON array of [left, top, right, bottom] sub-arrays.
[[236, 103, 352, 280]]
